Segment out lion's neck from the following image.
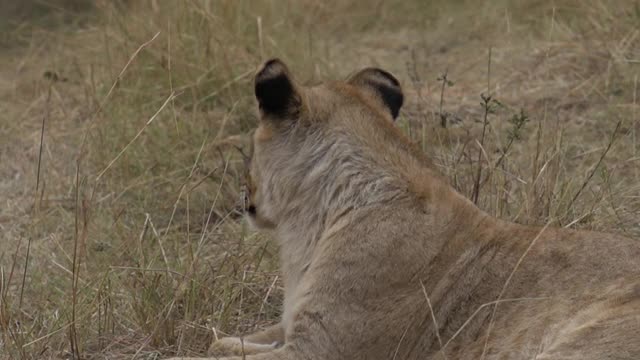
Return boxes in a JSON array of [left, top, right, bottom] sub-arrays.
[[273, 162, 412, 327], [275, 167, 408, 272], [271, 137, 412, 270]]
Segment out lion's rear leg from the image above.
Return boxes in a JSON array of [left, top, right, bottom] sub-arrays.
[[208, 337, 280, 357], [167, 344, 300, 360], [208, 324, 284, 357]]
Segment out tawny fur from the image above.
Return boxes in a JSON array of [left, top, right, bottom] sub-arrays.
[[167, 59, 640, 360]]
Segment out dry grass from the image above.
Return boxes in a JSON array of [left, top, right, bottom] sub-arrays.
[[0, 0, 638, 359]]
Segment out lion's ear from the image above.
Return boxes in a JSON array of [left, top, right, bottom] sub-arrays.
[[255, 58, 301, 119], [347, 68, 403, 120]]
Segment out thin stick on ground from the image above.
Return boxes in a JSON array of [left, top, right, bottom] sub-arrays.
[[632, 74, 637, 180], [167, 21, 179, 134], [20, 83, 51, 309], [438, 69, 450, 129], [69, 158, 82, 359]]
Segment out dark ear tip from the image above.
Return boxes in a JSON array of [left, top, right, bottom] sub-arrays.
[[255, 58, 298, 117], [348, 67, 404, 120], [370, 68, 401, 87], [347, 68, 401, 87], [256, 58, 289, 83], [263, 58, 285, 68]]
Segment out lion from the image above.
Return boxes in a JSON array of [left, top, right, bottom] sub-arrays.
[[167, 59, 640, 360]]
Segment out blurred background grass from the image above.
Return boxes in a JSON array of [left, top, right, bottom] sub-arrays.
[[0, 0, 638, 358]]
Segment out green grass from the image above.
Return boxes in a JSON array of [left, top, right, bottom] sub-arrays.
[[1, 0, 639, 359]]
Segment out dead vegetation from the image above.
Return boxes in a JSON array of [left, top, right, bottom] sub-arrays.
[[0, 1, 638, 359]]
